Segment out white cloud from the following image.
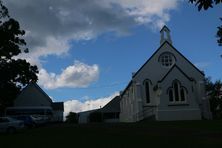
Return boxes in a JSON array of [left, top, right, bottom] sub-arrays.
[[107, 0, 178, 28], [3, 0, 180, 89], [64, 92, 119, 117], [3, 0, 180, 66], [38, 60, 99, 89]]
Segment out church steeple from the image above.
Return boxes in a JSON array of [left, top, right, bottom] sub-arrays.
[[160, 25, 172, 45]]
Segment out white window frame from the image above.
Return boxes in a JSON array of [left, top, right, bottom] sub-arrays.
[[159, 52, 175, 68]]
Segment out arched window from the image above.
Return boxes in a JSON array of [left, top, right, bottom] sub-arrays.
[[145, 81, 150, 103], [173, 81, 179, 101], [143, 79, 152, 104], [167, 80, 187, 103], [169, 89, 174, 102], [180, 87, 187, 101]]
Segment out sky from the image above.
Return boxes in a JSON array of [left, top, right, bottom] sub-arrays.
[[2, 0, 222, 115]]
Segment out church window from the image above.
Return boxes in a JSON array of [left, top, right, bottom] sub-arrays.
[[143, 79, 152, 104], [174, 82, 179, 101], [145, 82, 150, 103], [169, 89, 173, 102], [180, 88, 186, 101], [158, 52, 176, 67], [168, 80, 187, 103]]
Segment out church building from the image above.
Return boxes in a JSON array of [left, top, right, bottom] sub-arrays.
[[119, 26, 212, 122]]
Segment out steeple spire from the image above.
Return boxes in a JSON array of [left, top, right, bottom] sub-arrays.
[[160, 25, 172, 45]]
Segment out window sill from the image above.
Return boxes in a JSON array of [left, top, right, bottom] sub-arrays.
[[168, 103, 189, 106], [143, 105, 157, 107]]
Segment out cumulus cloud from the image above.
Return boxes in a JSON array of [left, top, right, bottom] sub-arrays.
[[107, 0, 178, 28], [3, 0, 180, 89], [38, 60, 99, 89], [64, 92, 119, 117], [3, 0, 180, 65]]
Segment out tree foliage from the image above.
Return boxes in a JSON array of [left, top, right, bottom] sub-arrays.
[[189, 0, 222, 11], [65, 112, 78, 123], [205, 78, 222, 119], [0, 1, 38, 112], [189, 0, 222, 47], [217, 19, 222, 46]]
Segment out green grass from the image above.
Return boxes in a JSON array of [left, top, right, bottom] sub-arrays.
[[1, 120, 222, 147]]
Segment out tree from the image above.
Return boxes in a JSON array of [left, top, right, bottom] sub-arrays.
[[65, 112, 78, 123], [189, 0, 222, 10], [0, 1, 38, 113], [205, 77, 222, 119], [189, 0, 222, 47]]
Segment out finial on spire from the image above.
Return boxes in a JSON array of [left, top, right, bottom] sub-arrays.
[[160, 25, 172, 45]]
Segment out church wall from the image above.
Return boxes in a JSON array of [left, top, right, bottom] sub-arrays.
[[120, 89, 131, 122], [159, 68, 199, 108], [157, 67, 202, 120], [156, 109, 201, 121], [133, 42, 205, 109], [120, 83, 141, 122]]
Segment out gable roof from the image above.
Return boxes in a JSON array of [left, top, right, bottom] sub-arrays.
[[158, 64, 195, 83], [100, 96, 120, 113], [132, 41, 204, 79], [160, 25, 170, 32], [78, 109, 100, 114], [18, 83, 53, 103], [32, 83, 53, 103], [120, 80, 132, 97]]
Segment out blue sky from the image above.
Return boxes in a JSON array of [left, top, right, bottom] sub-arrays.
[[3, 0, 222, 113]]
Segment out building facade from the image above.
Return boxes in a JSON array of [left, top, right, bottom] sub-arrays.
[[119, 26, 212, 122], [12, 83, 64, 122]]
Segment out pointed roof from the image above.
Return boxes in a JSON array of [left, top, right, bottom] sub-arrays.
[[120, 80, 132, 97], [132, 41, 204, 79], [100, 96, 120, 113], [160, 25, 170, 32], [160, 25, 172, 45], [17, 83, 52, 103], [158, 64, 195, 83]]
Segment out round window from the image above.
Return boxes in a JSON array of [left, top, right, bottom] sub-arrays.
[[159, 52, 175, 67]]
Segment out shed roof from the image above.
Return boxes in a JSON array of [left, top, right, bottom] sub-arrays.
[[99, 96, 120, 113]]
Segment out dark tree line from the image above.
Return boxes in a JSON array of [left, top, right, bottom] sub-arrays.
[[205, 78, 222, 119], [65, 112, 78, 123], [0, 1, 38, 114]]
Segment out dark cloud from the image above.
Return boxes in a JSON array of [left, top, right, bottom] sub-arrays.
[[4, 0, 179, 58], [2, 0, 179, 89], [4, 0, 135, 53]]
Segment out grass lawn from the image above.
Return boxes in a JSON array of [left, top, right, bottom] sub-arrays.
[[1, 120, 222, 148]]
